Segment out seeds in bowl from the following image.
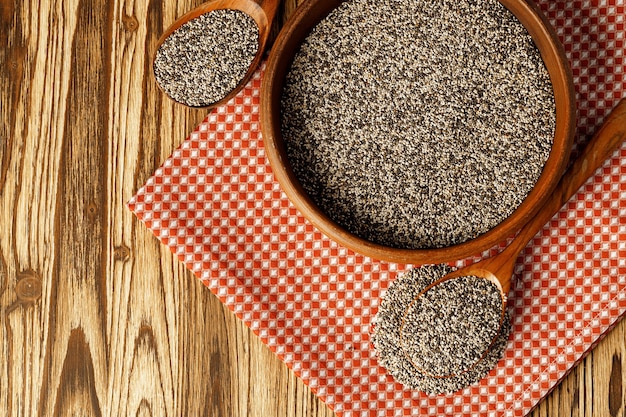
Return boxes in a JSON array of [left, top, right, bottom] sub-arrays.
[[154, 9, 259, 107], [371, 265, 511, 394], [280, 0, 556, 249]]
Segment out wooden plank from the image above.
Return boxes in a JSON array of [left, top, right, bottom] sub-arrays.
[[0, 0, 623, 416]]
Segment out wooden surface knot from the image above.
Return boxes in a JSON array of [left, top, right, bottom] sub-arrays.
[[122, 14, 139, 32], [15, 270, 42, 303], [86, 201, 98, 221], [113, 245, 131, 262]]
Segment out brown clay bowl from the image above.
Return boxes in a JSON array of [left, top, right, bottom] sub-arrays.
[[260, 0, 576, 264]]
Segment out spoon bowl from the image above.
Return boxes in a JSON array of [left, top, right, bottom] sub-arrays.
[[403, 98, 626, 378], [154, 0, 279, 108]]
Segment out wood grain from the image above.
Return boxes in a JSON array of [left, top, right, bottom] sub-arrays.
[[0, 0, 623, 416]]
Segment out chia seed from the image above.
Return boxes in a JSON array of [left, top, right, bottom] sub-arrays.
[[154, 9, 259, 107], [281, 0, 556, 249], [371, 265, 511, 394], [400, 275, 503, 377]]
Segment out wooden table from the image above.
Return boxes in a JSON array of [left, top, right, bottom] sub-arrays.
[[1, 0, 624, 415]]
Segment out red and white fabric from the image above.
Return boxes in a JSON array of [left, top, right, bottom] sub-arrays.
[[128, 2, 626, 415]]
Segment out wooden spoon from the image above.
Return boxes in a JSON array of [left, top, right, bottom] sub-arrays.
[[153, 0, 279, 108], [401, 98, 626, 377]]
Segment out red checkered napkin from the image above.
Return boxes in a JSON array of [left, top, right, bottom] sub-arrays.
[[128, 2, 625, 416]]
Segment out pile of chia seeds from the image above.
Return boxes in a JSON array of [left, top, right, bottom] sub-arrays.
[[400, 275, 502, 377], [281, 0, 556, 249], [154, 9, 259, 107], [371, 265, 511, 394]]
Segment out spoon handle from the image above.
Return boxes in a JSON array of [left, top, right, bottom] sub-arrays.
[[505, 98, 626, 259]]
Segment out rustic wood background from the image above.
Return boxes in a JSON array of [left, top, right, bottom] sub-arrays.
[[0, 0, 624, 415]]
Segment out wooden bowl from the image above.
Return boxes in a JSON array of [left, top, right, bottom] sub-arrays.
[[260, 0, 576, 264]]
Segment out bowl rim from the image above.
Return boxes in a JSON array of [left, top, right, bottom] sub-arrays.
[[260, 0, 576, 264]]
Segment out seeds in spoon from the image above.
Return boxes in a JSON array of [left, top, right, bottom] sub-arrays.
[[400, 275, 503, 377], [371, 265, 510, 394], [153, 9, 259, 107]]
